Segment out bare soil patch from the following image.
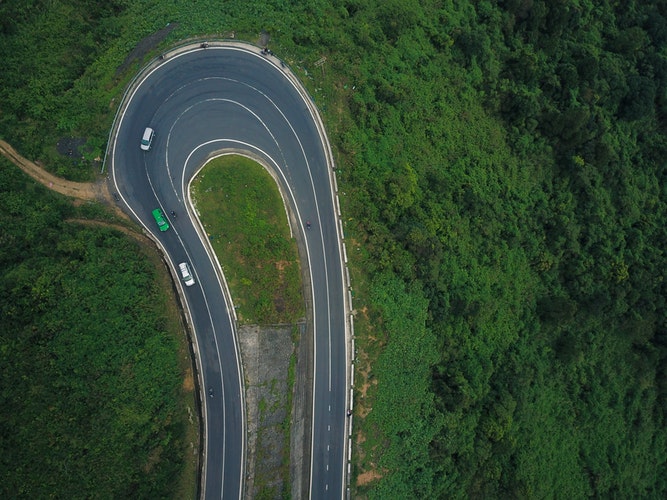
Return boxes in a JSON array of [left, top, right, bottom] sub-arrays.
[[275, 260, 290, 271], [259, 31, 270, 48], [357, 469, 383, 487], [182, 371, 195, 392]]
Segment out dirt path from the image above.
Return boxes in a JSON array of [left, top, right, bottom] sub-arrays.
[[1, 139, 107, 200], [0, 139, 130, 220], [66, 218, 150, 242]]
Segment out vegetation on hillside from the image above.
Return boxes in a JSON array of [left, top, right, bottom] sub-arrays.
[[1, 0, 665, 498], [0, 159, 192, 498], [327, 1, 667, 497]]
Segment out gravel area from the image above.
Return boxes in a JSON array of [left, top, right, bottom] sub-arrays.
[[239, 321, 310, 499]]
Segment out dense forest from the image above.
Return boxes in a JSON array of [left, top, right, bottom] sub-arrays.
[[1, 0, 665, 498], [329, 1, 667, 497]]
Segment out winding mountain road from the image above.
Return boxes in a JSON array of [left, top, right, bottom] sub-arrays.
[[110, 43, 348, 499]]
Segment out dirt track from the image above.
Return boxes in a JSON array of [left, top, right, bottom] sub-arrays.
[[0, 139, 104, 199], [0, 139, 132, 221]]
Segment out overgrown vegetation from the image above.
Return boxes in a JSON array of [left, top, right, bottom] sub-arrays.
[[191, 155, 304, 324], [325, 1, 667, 498], [0, 159, 194, 498], [1, 0, 666, 498]]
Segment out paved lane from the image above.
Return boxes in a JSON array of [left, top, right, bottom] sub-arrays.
[[111, 44, 347, 499]]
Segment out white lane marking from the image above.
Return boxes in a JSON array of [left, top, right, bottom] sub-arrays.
[[184, 74, 339, 498], [190, 64, 345, 498], [112, 146, 229, 497], [115, 46, 348, 499], [143, 162, 230, 498]]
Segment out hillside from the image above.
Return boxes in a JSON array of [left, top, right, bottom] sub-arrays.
[[0, 0, 665, 497]]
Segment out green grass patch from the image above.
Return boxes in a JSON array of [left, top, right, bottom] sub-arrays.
[[191, 155, 304, 325]]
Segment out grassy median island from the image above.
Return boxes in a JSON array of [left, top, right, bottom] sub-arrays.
[[191, 155, 304, 324], [191, 154, 306, 497]]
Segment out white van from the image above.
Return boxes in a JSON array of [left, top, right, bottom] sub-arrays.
[[179, 262, 195, 287], [140, 127, 155, 151]]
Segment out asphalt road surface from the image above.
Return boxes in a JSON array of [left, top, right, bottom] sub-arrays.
[[111, 43, 347, 499]]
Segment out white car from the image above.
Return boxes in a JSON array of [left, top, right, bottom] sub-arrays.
[[140, 127, 154, 151], [179, 262, 195, 287]]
